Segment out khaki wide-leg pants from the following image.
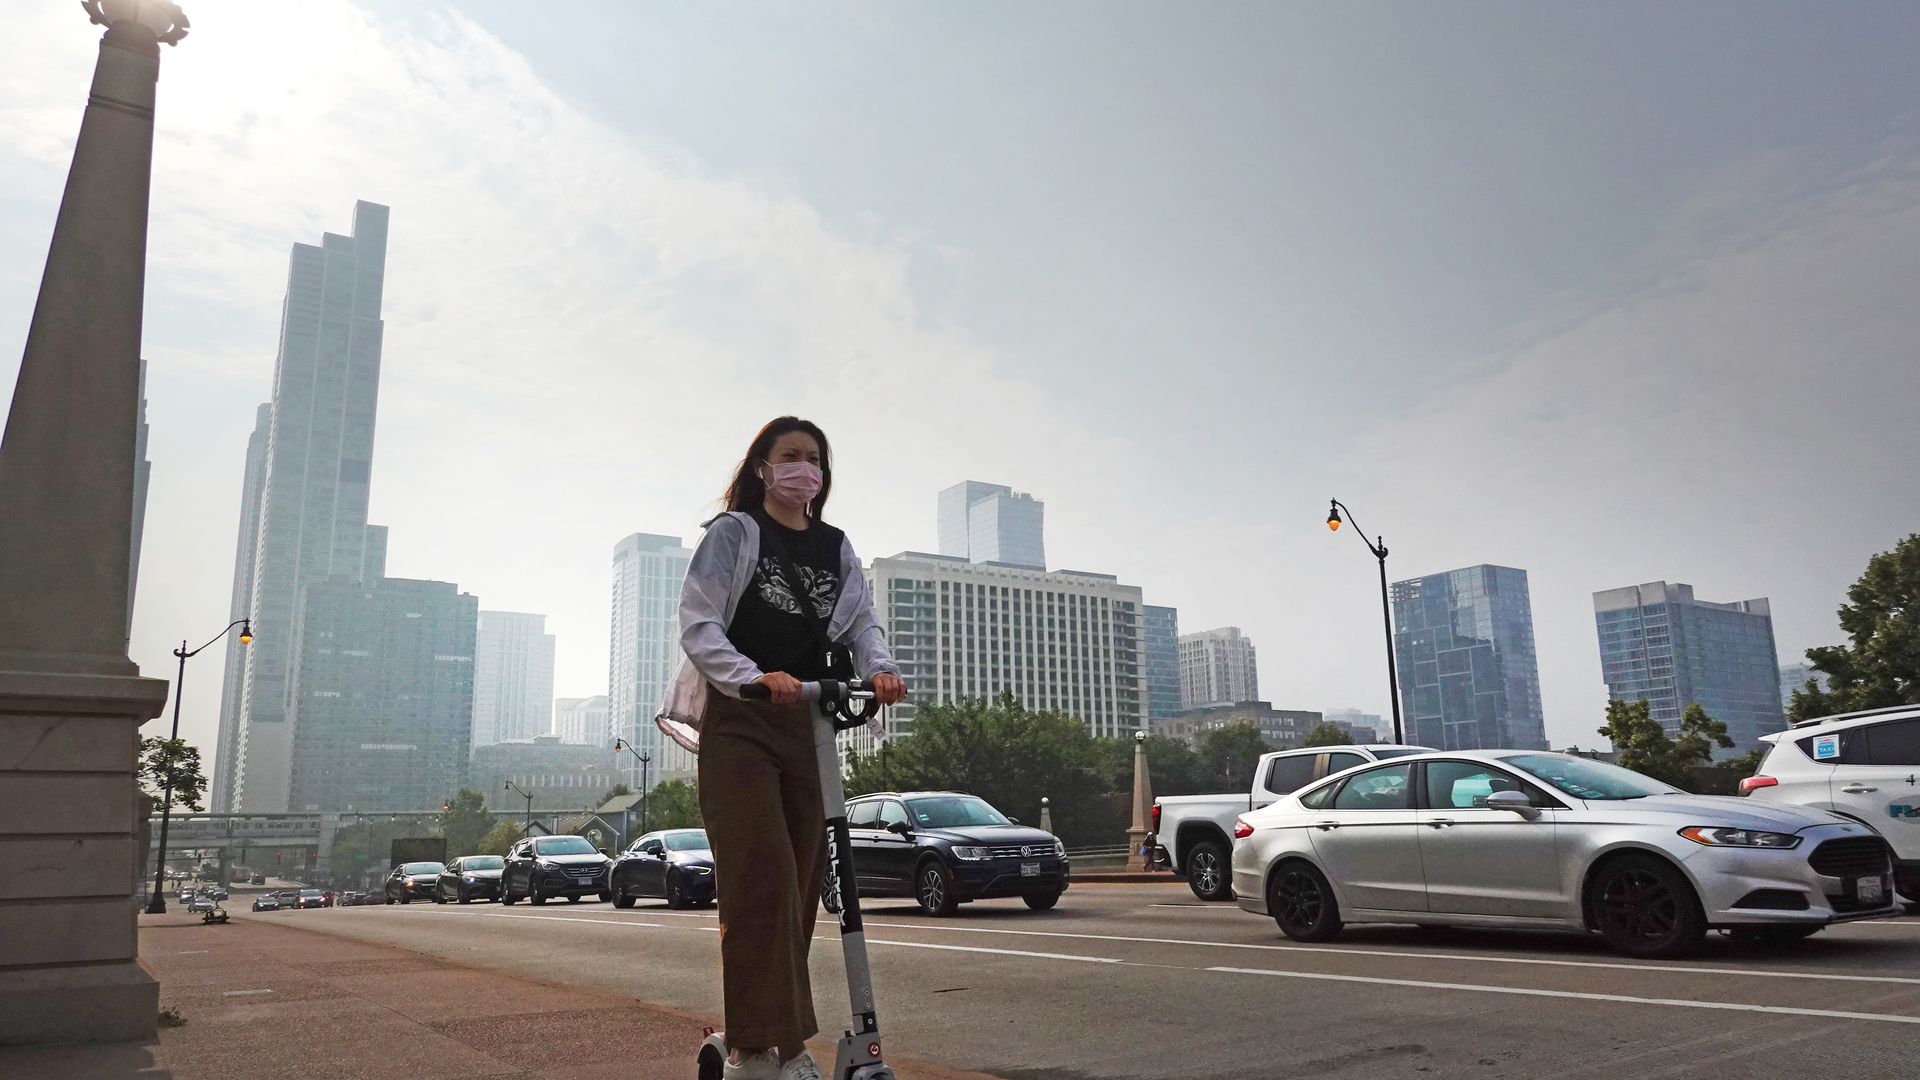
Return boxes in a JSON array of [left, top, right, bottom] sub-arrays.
[[698, 687, 827, 1057]]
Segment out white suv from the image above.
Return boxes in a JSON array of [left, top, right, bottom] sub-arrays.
[[1743, 704, 1920, 907]]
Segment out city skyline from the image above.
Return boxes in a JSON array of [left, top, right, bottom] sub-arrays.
[[5, 3, 1916, 761], [1393, 564, 1551, 752]]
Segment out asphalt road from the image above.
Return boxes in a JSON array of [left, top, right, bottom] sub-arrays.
[[245, 884, 1920, 1080]]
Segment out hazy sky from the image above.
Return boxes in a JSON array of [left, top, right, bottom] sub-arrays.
[[4, 1, 1917, 760]]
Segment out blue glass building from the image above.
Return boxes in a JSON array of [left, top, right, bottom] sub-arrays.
[[1593, 582, 1783, 757], [1392, 565, 1548, 751], [1143, 605, 1181, 728]]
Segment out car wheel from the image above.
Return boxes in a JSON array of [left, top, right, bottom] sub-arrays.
[[399, 893, 410, 905], [1184, 839, 1234, 902], [457, 888, 470, 905], [1023, 890, 1062, 911], [1268, 860, 1342, 943], [385, 894, 394, 905], [612, 889, 635, 909], [500, 885, 517, 906], [820, 874, 843, 914], [915, 859, 958, 917], [1589, 854, 1706, 959], [1727, 925, 1821, 946], [528, 881, 546, 906]]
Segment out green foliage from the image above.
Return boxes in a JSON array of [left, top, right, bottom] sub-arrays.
[[478, 819, 522, 856], [1091, 734, 1216, 797], [139, 736, 208, 813], [1303, 723, 1356, 748], [1790, 533, 1920, 723], [1196, 724, 1273, 792], [438, 788, 495, 858], [843, 695, 1125, 846], [1598, 700, 1733, 790], [603, 784, 634, 800], [647, 779, 704, 831]]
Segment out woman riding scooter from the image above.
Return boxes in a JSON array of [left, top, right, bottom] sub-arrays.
[[669, 416, 906, 1080]]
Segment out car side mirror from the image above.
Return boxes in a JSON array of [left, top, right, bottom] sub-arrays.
[[1485, 790, 1540, 819], [1008, 817, 1021, 825], [597, 848, 609, 858], [885, 820, 913, 837]]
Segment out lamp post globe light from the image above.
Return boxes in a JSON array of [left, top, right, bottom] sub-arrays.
[[1326, 499, 1404, 744], [146, 619, 250, 914]]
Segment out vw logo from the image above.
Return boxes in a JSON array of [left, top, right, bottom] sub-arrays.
[[1021, 846, 1033, 858]]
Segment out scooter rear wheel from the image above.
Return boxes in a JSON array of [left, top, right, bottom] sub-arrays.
[[696, 1040, 725, 1080]]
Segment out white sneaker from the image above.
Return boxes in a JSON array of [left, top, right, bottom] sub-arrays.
[[723, 1049, 781, 1080], [779, 1051, 824, 1080]]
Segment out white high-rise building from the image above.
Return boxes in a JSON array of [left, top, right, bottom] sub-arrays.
[[864, 552, 1145, 752], [937, 481, 1046, 569], [553, 695, 609, 746], [472, 612, 557, 747], [219, 202, 391, 812], [609, 533, 694, 786], [1179, 627, 1259, 709]]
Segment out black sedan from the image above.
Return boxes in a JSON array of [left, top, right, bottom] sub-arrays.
[[610, 830, 715, 910], [384, 861, 446, 904], [435, 855, 505, 904], [251, 894, 281, 912], [500, 836, 612, 905], [834, 792, 1069, 916]]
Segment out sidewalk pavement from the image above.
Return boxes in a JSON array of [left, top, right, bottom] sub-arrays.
[[0, 912, 1003, 1080]]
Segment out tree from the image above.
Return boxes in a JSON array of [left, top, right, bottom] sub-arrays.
[[1093, 734, 1215, 797], [603, 783, 634, 801], [1196, 724, 1273, 792], [1598, 700, 1733, 790], [478, 819, 522, 856], [843, 694, 1123, 846], [139, 736, 207, 813], [647, 779, 703, 830], [1789, 533, 1920, 723], [438, 788, 495, 857], [1303, 723, 1356, 748]]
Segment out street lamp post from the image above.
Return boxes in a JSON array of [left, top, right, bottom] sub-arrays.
[[613, 738, 652, 834], [503, 780, 534, 834], [1327, 500, 1404, 745], [146, 618, 249, 914]]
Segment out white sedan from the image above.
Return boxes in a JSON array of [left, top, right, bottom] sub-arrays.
[[1230, 750, 1901, 957]]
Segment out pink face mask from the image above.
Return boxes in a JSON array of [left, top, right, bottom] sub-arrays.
[[763, 460, 823, 506]]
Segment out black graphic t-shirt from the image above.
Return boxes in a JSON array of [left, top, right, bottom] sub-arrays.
[[726, 509, 846, 681]]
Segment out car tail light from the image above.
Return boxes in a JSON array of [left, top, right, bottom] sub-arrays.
[[1150, 803, 1161, 831], [1738, 775, 1778, 796], [1232, 818, 1254, 840]]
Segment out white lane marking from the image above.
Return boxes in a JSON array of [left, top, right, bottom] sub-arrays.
[[865, 939, 1122, 964], [177, 950, 209, 955], [222, 989, 272, 996], [1149, 904, 1230, 910], [1210, 967, 1920, 1026], [416, 904, 1920, 988]]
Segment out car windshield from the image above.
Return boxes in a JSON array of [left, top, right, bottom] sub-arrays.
[[300, 889, 322, 897], [401, 862, 444, 875], [1504, 754, 1677, 800], [663, 831, 709, 852], [533, 836, 597, 855], [904, 796, 1011, 829], [462, 856, 503, 869]]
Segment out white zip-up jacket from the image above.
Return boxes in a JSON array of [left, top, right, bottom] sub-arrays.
[[654, 510, 900, 753]]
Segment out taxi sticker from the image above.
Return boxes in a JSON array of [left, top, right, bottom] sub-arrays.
[[1891, 804, 1919, 820], [1812, 734, 1841, 761]]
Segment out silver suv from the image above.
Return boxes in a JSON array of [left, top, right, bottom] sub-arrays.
[[1743, 704, 1920, 907]]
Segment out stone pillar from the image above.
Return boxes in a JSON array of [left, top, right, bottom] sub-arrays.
[[1126, 731, 1155, 871], [0, 1, 188, 1048]]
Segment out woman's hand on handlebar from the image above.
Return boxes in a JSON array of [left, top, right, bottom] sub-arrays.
[[755, 671, 805, 704], [871, 672, 907, 706]]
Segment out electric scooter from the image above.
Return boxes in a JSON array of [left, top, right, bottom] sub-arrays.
[[694, 678, 897, 1080]]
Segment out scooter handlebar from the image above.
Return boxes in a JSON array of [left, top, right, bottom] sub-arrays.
[[740, 678, 873, 703]]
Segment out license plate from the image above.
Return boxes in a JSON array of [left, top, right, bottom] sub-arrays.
[[1858, 876, 1885, 903], [1020, 862, 1040, 877]]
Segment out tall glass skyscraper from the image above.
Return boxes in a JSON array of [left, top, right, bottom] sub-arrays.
[[472, 611, 557, 746], [217, 202, 391, 812], [609, 533, 693, 785], [285, 577, 478, 813], [1143, 605, 1181, 728], [938, 481, 1046, 569], [1392, 565, 1548, 751], [1593, 581, 1784, 756]]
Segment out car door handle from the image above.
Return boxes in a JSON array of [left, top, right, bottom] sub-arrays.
[[1425, 818, 1455, 829], [1841, 784, 1879, 794], [1313, 820, 1340, 831]]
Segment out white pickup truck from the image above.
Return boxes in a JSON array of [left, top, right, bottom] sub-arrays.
[[1149, 743, 1432, 900]]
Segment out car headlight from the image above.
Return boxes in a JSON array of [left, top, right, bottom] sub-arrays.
[[1053, 840, 1066, 858], [951, 846, 991, 861], [463, 876, 477, 883], [686, 866, 713, 875], [1679, 826, 1802, 849]]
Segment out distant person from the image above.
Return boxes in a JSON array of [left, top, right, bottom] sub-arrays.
[[662, 416, 905, 1080]]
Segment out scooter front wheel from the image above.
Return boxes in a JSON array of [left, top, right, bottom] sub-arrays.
[[697, 1034, 727, 1080]]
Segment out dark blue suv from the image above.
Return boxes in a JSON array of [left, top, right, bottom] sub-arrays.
[[833, 791, 1069, 916]]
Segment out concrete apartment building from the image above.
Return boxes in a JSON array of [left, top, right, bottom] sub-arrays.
[[1179, 627, 1259, 709]]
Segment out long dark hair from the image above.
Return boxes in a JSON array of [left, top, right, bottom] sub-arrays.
[[721, 416, 833, 519]]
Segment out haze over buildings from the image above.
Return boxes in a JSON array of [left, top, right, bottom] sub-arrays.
[[553, 694, 609, 746], [608, 532, 693, 784], [1392, 565, 1549, 751], [1178, 627, 1259, 709], [1594, 581, 1785, 756], [216, 201, 392, 814], [472, 611, 556, 747]]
